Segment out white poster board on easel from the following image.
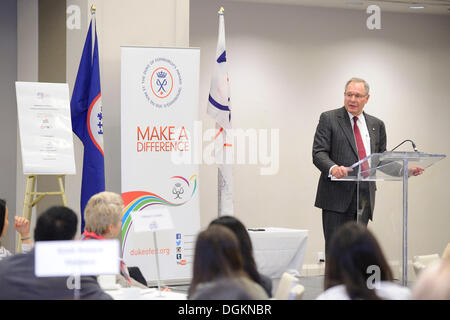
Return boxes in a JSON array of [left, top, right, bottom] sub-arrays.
[[15, 81, 76, 175]]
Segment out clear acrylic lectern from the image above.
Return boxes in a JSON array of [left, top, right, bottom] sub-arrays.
[[332, 151, 446, 286]]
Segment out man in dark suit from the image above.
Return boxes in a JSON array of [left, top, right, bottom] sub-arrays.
[[313, 78, 422, 257], [0, 206, 112, 300]]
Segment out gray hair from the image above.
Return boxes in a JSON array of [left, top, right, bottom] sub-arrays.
[[84, 191, 123, 235], [345, 78, 370, 95]]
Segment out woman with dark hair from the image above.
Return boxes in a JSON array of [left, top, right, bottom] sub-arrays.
[[188, 224, 268, 300], [209, 215, 273, 297], [317, 221, 411, 300], [0, 199, 33, 260]]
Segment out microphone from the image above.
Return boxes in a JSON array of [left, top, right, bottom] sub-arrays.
[[390, 139, 419, 152]]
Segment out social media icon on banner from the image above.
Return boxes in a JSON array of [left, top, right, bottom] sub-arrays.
[[176, 247, 182, 253], [176, 233, 182, 239], [176, 254, 182, 260], [176, 240, 181, 246], [177, 260, 187, 266]]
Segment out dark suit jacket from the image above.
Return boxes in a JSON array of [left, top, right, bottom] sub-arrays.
[[0, 250, 112, 300], [312, 106, 387, 219]]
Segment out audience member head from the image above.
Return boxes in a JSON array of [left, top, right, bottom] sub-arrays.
[[34, 206, 78, 241], [209, 215, 262, 285], [412, 254, 450, 300], [188, 224, 245, 298], [84, 191, 123, 239], [0, 199, 7, 239], [325, 221, 393, 300]]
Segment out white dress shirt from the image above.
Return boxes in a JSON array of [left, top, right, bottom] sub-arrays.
[[316, 281, 411, 300], [0, 243, 33, 261], [348, 111, 371, 157]]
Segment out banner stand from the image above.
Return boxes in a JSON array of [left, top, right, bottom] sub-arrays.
[[16, 174, 68, 252], [152, 231, 163, 296], [121, 46, 201, 283]]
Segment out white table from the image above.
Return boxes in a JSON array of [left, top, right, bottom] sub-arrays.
[[105, 287, 187, 300], [248, 228, 308, 279]]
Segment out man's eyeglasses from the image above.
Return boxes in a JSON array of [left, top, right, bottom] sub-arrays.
[[344, 92, 367, 99]]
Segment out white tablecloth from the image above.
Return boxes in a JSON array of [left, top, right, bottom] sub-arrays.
[[248, 227, 308, 279], [106, 287, 187, 300]]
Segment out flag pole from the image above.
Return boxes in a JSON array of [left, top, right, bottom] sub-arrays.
[[89, 5, 96, 68], [90, 5, 96, 31], [218, 5, 225, 218], [210, 6, 233, 217]]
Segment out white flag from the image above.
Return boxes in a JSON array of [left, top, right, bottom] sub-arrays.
[[207, 9, 233, 216]]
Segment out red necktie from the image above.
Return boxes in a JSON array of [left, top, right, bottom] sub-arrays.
[[353, 116, 369, 178]]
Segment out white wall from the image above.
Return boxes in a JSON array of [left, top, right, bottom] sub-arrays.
[[0, 0, 18, 251], [16, 0, 39, 247], [66, 0, 89, 235], [190, 0, 450, 277]]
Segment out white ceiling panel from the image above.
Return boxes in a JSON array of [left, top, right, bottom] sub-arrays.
[[222, 0, 450, 15]]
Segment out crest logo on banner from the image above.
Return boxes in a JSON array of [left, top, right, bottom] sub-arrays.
[[152, 68, 173, 98], [141, 58, 182, 108]]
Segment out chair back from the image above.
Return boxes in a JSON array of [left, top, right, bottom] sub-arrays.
[[442, 243, 450, 260], [413, 254, 440, 276], [288, 283, 305, 300], [274, 272, 298, 300]]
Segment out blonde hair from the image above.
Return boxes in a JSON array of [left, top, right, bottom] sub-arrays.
[[84, 191, 123, 235]]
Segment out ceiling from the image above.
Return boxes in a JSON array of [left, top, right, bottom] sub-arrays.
[[225, 0, 450, 15]]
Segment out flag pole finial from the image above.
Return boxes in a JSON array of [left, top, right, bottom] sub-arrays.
[[218, 7, 224, 15], [90, 5, 96, 15]]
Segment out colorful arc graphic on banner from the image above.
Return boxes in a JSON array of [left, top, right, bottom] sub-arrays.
[[121, 175, 197, 251]]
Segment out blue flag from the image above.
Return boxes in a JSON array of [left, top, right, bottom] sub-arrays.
[[70, 19, 105, 232]]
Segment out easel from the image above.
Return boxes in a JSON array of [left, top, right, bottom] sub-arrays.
[[16, 174, 68, 252]]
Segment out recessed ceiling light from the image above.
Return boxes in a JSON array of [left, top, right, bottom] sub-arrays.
[[409, 6, 425, 9]]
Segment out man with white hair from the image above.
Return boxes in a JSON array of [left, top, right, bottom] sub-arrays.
[[312, 78, 423, 258]]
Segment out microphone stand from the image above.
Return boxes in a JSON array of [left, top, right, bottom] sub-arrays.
[[390, 139, 418, 152]]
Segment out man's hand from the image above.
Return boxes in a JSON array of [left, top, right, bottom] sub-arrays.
[[408, 165, 424, 177], [331, 166, 353, 179]]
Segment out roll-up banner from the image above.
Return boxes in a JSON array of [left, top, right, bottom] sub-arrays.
[[121, 47, 200, 283]]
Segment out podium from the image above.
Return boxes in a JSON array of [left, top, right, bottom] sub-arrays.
[[332, 151, 446, 285]]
